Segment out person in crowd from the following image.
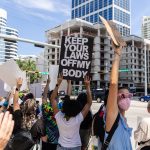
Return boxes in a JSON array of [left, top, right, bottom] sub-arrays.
[[92, 90, 109, 149], [76, 92, 93, 150], [50, 75, 92, 150], [103, 42, 133, 150], [41, 76, 59, 150], [0, 111, 14, 150], [0, 96, 6, 112], [134, 101, 150, 150], [8, 78, 47, 150], [23, 92, 34, 102]]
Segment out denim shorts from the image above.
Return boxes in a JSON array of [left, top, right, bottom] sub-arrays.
[[57, 144, 81, 150]]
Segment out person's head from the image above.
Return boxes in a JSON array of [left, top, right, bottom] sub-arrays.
[[62, 99, 81, 117], [23, 93, 34, 102], [23, 99, 37, 116], [147, 101, 150, 113], [117, 87, 133, 112], [76, 92, 87, 109], [61, 95, 70, 102]]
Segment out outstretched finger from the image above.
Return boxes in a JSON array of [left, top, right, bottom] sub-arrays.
[[0, 112, 10, 132], [5, 114, 13, 136], [6, 120, 14, 140], [0, 113, 4, 128]]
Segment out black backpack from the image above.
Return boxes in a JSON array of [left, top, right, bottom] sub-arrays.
[[5, 130, 35, 150], [92, 104, 105, 143]]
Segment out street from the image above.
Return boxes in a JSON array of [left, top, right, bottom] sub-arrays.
[[91, 99, 149, 150]]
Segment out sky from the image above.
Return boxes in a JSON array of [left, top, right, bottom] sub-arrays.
[[0, 0, 150, 55]]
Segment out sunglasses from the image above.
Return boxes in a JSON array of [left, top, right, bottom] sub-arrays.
[[118, 93, 133, 99]]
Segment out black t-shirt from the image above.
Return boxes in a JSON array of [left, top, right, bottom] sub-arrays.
[[80, 111, 92, 129], [13, 110, 22, 134], [13, 110, 46, 140]]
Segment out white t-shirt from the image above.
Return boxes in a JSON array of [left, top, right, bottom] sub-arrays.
[[55, 111, 84, 148]]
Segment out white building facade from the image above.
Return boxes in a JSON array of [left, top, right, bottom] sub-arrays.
[[45, 19, 150, 95], [0, 8, 18, 63], [142, 16, 150, 40]]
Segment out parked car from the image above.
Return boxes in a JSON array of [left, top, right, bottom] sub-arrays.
[[92, 88, 105, 103], [139, 95, 150, 102]]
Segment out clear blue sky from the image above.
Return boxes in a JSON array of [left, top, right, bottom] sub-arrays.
[[0, 0, 150, 55]]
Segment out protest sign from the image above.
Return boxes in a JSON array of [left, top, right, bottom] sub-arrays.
[[99, 16, 126, 47], [0, 59, 27, 91], [59, 36, 93, 81], [49, 65, 67, 93]]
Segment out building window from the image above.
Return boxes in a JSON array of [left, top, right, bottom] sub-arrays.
[[52, 48, 55, 53], [86, 16, 89, 21], [48, 56, 49, 59], [90, 1, 94, 13], [75, 8, 78, 18], [94, 0, 98, 11], [71, 10, 74, 19], [99, 0, 102, 9], [104, 9, 108, 19], [52, 61, 55, 64], [79, 7, 82, 17], [90, 15, 93, 23], [52, 55, 55, 59], [72, 0, 75, 8], [75, 0, 78, 7], [108, 8, 112, 20], [79, 0, 82, 5], [86, 3, 89, 14], [94, 13, 98, 23], [104, 0, 107, 7], [82, 5, 85, 16]]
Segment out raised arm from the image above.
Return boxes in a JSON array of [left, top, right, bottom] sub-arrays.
[[13, 78, 23, 111], [67, 80, 72, 96], [81, 76, 92, 118], [50, 75, 63, 115], [42, 76, 50, 104], [105, 42, 122, 132]]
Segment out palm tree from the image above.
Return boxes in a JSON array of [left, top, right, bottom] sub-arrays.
[[16, 59, 41, 84]]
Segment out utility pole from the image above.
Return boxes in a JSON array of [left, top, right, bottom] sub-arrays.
[[0, 34, 60, 48], [144, 40, 148, 95]]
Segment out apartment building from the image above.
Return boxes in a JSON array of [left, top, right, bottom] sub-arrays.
[[71, 0, 131, 36], [45, 19, 149, 94]]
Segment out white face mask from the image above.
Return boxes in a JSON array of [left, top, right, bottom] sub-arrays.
[[0, 99, 5, 106]]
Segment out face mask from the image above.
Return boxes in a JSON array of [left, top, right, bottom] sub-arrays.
[[118, 98, 131, 111]]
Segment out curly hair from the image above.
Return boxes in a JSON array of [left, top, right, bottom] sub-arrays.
[[62, 100, 81, 117]]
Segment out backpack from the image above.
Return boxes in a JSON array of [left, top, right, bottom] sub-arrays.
[[92, 104, 105, 143], [5, 120, 41, 150], [5, 130, 35, 150]]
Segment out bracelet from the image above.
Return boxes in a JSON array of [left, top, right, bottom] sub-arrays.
[[114, 51, 121, 56]]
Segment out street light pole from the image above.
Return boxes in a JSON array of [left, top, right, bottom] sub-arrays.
[[144, 41, 147, 95], [0, 34, 61, 48]]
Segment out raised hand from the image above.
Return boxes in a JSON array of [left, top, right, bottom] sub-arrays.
[[47, 75, 50, 84], [111, 41, 123, 56], [0, 112, 14, 150], [16, 77, 23, 90], [84, 75, 91, 87], [57, 74, 63, 86]]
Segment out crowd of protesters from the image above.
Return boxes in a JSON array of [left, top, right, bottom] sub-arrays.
[[0, 41, 150, 150]]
